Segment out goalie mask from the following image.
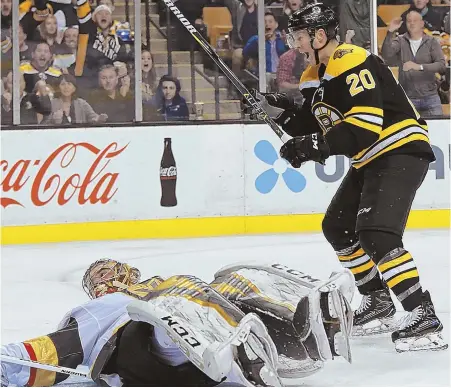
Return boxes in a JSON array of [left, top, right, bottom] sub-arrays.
[[287, 2, 338, 63], [82, 259, 141, 299]]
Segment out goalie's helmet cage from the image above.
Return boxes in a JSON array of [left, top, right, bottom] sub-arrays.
[[287, 2, 338, 50], [82, 259, 141, 299]]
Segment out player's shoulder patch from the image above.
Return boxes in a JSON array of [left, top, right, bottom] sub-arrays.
[[333, 47, 354, 59], [325, 44, 370, 80], [299, 64, 321, 91]]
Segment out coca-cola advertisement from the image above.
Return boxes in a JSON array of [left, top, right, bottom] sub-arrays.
[[1, 142, 127, 209], [160, 138, 177, 207]]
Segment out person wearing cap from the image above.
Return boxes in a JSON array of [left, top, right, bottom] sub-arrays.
[[74, 1, 134, 88]]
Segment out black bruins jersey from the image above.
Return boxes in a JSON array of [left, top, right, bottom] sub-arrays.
[[298, 43, 435, 169]]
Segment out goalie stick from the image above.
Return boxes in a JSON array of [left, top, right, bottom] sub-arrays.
[[0, 354, 90, 379], [161, 0, 292, 143]]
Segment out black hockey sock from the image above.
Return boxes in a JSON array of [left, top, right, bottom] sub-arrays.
[[359, 230, 422, 311], [377, 248, 422, 311]]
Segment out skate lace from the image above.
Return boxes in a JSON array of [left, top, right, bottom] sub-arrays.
[[356, 295, 372, 314], [399, 305, 423, 330]]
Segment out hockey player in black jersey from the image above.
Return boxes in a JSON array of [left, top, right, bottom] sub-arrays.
[[244, 2, 447, 353]]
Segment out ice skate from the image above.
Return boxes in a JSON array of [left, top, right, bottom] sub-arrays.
[[392, 291, 448, 353], [353, 287, 399, 336]]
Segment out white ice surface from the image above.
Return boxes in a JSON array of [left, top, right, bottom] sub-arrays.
[[1, 230, 450, 386]]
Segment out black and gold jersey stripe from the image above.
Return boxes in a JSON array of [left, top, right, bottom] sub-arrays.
[[23, 318, 83, 387]]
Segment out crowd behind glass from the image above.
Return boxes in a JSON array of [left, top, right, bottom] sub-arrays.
[[1, 0, 449, 127]]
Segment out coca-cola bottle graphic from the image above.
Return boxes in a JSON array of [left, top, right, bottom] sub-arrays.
[[160, 138, 177, 207]]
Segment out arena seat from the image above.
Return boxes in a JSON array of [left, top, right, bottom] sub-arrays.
[[378, 5, 410, 24], [202, 7, 233, 49]]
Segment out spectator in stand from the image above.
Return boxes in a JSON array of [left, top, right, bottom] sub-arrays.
[[225, 0, 258, 78], [20, 41, 62, 95], [398, 0, 443, 34], [243, 11, 288, 75], [141, 49, 161, 121], [1, 71, 51, 125], [19, 0, 55, 38], [53, 27, 78, 71], [44, 74, 108, 124], [277, 0, 304, 35], [141, 49, 157, 101], [35, 15, 64, 50], [74, 3, 134, 86], [97, 0, 134, 38], [444, 11, 450, 34], [382, 10, 446, 117], [1, 24, 32, 77], [339, 0, 371, 49], [1, 0, 12, 30], [88, 64, 134, 122], [151, 75, 189, 121], [276, 48, 307, 104]]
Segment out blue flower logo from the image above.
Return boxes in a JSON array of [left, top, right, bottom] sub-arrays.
[[254, 140, 306, 194]]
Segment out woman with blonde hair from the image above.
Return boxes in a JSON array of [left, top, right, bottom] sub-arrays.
[[38, 15, 62, 47]]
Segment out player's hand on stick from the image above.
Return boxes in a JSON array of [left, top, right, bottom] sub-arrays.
[[242, 89, 295, 120], [280, 133, 330, 168]]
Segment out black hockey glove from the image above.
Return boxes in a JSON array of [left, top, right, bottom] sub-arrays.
[[280, 133, 330, 168], [242, 89, 296, 120]]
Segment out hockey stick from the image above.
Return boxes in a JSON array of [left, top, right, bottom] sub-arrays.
[[162, 0, 292, 143], [0, 354, 90, 379]]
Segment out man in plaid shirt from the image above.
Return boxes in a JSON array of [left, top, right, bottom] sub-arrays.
[[276, 48, 307, 103]]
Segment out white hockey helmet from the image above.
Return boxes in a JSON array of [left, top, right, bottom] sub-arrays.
[[82, 259, 141, 299]]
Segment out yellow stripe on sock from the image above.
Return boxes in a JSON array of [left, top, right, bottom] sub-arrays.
[[339, 248, 365, 261], [387, 269, 419, 288], [350, 260, 375, 275], [379, 253, 412, 272]]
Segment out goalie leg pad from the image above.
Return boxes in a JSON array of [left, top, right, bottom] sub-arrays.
[[127, 276, 281, 387]]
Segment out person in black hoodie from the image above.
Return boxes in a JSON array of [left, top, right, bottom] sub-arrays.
[[150, 75, 189, 122], [398, 0, 443, 33]]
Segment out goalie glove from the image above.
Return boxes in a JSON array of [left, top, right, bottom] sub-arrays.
[[242, 89, 297, 120]]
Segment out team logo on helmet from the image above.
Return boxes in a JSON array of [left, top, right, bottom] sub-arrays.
[[333, 48, 354, 59], [312, 6, 321, 14]]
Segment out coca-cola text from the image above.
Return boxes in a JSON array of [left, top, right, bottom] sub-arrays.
[[1, 142, 128, 208]]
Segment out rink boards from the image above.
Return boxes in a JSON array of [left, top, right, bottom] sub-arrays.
[[1, 120, 449, 244]]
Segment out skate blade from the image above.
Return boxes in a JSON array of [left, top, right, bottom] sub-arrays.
[[395, 332, 449, 353], [353, 317, 399, 337]]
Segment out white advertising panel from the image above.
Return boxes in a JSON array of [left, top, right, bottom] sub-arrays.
[[244, 120, 450, 215], [1, 120, 449, 227], [1, 125, 244, 226]]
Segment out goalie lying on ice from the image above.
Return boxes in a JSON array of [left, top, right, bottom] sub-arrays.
[[1, 259, 355, 387]]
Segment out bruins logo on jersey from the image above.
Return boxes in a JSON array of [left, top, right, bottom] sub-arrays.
[[312, 102, 343, 134], [333, 48, 353, 59]]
